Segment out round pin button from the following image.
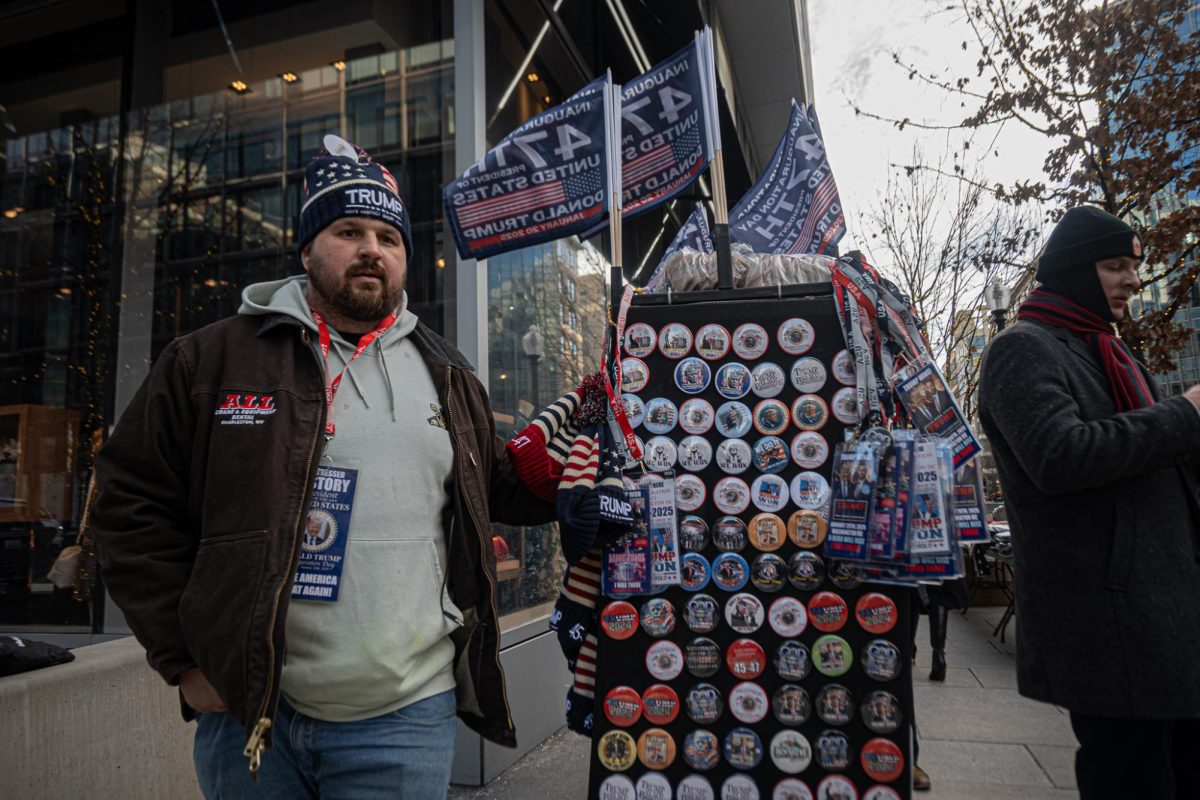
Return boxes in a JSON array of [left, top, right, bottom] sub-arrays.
[[622, 394, 646, 428], [788, 509, 829, 549], [720, 774, 759, 800], [658, 323, 693, 360], [832, 387, 859, 425], [714, 477, 751, 515], [640, 597, 676, 638], [749, 514, 787, 553], [862, 639, 902, 682], [679, 774, 716, 799], [623, 323, 656, 358], [861, 738, 904, 783], [733, 323, 769, 360], [643, 398, 678, 435], [862, 690, 903, 734], [816, 774, 856, 799], [686, 684, 724, 725], [751, 474, 790, 513], [715, 401, 753, 438], [751, 553, 787, 594], [791, 394, 829, 431], [601, 601, 639, 640], [683, 730, 721, 771], [790, 357, 827, 393], [716, 438, 753, 475], [598, 730, 637, 771], [751, 436, 790, 474], [778, 317, 816, 355], [773, 778, 814, 800], [675, 357, 711, 394], [645, 640, 684, 681], [679, 398, 716, 435], [730, 681, 769, 724], [770, 729, 813, 775], [726, 638, 766, 680], [856, 593, 899, 634], [816, 684, 854, 726], [828, 560, 863, 590], [644, 436, 678, 472], [725, 592, 765, 634], [816, 730, 852, 772], [790, 431, 829, 469], [808, 591, 850, 633], [863, 787, 901, 800], [676, 437, 712, 473], [684, 593, 720, 633], [788, 551, 825, 591], [723, 727, 763, 771], [712, 552, 751, 592], [814, 634, 853, 677], [791, 471, 831, 510], [773, 683, 811, 726], [621, 358, 649, 393], [751, 362, 787, 398], [769, 596, 808, 637], [598, 774, 636, 800], [696, 323, 732, 360], [641, 684, 680, 726], [637, 728, 677, 770], [680, 516, 710, 552], [832, 349, 855, 385], [680, 553, 711, 591], [753, 399, 790, 436], [713, 516, 748, 552], [604, 686, 643, 727], [715, 362, 753, 400], [635, 772, 673, 800], [774, 640, 812, 681], [686, 637, 722, 678], [675, 474, 707, 512]]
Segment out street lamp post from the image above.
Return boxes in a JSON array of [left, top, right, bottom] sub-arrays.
[[985, 279, 1013, 332], [521, 323, 544, 409]]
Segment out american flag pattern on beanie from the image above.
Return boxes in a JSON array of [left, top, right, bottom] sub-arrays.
[[506, 389, 583, 501]]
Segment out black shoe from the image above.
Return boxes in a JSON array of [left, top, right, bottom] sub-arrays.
[[929, 650, 947, 682]]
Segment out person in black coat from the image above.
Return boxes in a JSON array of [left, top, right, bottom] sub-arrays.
[[979, 206, 1200, 800]]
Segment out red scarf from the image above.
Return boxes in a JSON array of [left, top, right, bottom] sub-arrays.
[[1015, 288, 1155, 411]]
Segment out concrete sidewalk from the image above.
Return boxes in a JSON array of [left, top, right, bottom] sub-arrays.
[[449, 606, 1080, 800]]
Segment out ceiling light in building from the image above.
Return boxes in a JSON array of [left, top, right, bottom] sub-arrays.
[[498, 372, 508, 381], [57, 287, 72, 297], [2, 207, 22, 219], [203, 278, 218, 288], [230, 80, 250, 94], [543, 95, 552, 104], [436, 257, 446, 269], [332, 60, 346, 72], [280, 72, 299, 83], [527, 71, 540, 82]]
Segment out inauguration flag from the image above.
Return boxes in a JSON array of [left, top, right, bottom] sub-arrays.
[[729, 100, 845, 256], [444, 76, 619, 260], [645, 203, 712, 291]]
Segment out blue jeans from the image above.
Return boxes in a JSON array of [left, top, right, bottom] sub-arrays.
[[194, 690, 457, 799]]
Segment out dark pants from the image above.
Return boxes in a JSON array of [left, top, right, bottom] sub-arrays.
[[1070, 713, 1200, 800]]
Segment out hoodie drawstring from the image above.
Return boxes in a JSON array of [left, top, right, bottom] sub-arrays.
[[379, 346, 398, 422]]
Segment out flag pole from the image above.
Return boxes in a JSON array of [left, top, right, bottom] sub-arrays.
[[699, 28, 733, 290], [607, 79, 624, 372]]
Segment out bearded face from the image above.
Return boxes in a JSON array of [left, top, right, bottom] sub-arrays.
[[303, 217, 407, 324]]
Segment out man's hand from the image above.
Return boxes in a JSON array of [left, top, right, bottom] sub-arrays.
[[180, 667, 226, 713], [1186, 384, 1200, 411]]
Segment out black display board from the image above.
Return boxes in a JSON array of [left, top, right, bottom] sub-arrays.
[[588, 286, 914, 800]]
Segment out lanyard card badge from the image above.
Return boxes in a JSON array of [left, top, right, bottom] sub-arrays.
[[953, 456, 989, 543], [895, 360, 981, 466], [638, 471, 682, 590], [823, 440, 881, 561], [602, 476, 653, 597], [907, 436, 954, 557], [293, 462, 361, 602]]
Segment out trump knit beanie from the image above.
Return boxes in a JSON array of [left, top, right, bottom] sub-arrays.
[[506, 389, 582, 502], [1035, 206, 1143, 320], [556, 425, 602, 565]]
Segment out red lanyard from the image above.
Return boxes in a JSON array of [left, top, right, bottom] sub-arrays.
[[310, 308, 397, 437]]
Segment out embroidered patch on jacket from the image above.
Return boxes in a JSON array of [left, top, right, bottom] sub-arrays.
[[215, 393, 277, 426], [427, 402, 447, 429]]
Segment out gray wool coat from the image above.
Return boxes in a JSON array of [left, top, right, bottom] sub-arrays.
[[979, 319, 1200, 719]]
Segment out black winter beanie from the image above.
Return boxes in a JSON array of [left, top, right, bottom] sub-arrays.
[[1035, 206, 1143, 321]]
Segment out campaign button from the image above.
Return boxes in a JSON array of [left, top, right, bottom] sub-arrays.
[[772, 778, 814, 800], [645, 640, 684, 681], [791, 394, 829, 431], [815, 730, 852, 772], [679, 436, 714, 472], [720, 774, 759, 800], [598, 730, 637, 772], [778, 317, 816, 355], [791, 471, 831, 510], [733, 323, 769, 360], [680, 398, 716, 434], [643, 398, 678, 435], [790, 431, 829, 469], [749, 514, 787, 554], [637, 727, 677, 770], [751, 553, 787, 594], [751, 474, 790, 513], [769, 596, 808, 637], [724, 592, 765, 634], [640, 597, 676, 638], [856, 593, 899, 634], [601, 601, 639, 640], [675, 474, 707, 513], [861, 690, 903, 734], [816, 683, 854, 726], [754, 398, 791, 436], [725, 638, 766, 680], [604, 686, 643, 727], [716, 438, 753, 475], [773, 683, 812, 726], [816, 774, 856, 799], [644, 436, 678, 472], [729, 681, 770, 725], [813, 634, 853, 677], [680, 553, 711, 591], [621, 394, 646, 429], [790, 357, 827, 393], [723, 727, 763, 771], [832, 349, 856, 385], [751, 436, 790, 474], [828, 560, 863, 590], [863, 786, 901, 800], [712, 552, 750, 592], [622, 323, 656, 358], [861, 738, 904, 783], [751, 362, 787, 398], [715, 362, 753, 400], [680, 515, 710, 552], [862, 639, 902, 682], [678, 774, 716, 799], [675, 357, 711, 394], [635, 772, 673, 800], [770, 729, 813, 775], [832, 387, 859, 425], [686, 683, 724, 725], [714, 477, 751, 515], [713, 516, 748, 552], [621, 358, 649, 394], [808, 591, 849, 633], [658, 323, 693, 360], [696, 323, 732, 361], [682, 730, 721, 772], [684, 593, 720, 633], [788, 509, 828, 549], [774, 640, 812, 681], [685, 636, 722, 678], [788, 551, 826, 591], [641, 683, 680, 726], [598, 774, 636, 800], [715, 401, 753, 438]]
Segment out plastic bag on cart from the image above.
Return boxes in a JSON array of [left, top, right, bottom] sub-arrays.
[[648, 244, 834, 292]]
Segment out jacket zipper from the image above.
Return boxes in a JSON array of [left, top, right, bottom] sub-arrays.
[[244, 327, 326, 774], [443, 367, 514, 731]]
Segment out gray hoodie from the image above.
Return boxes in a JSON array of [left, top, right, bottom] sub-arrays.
[[239, 276, 462, 722]]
